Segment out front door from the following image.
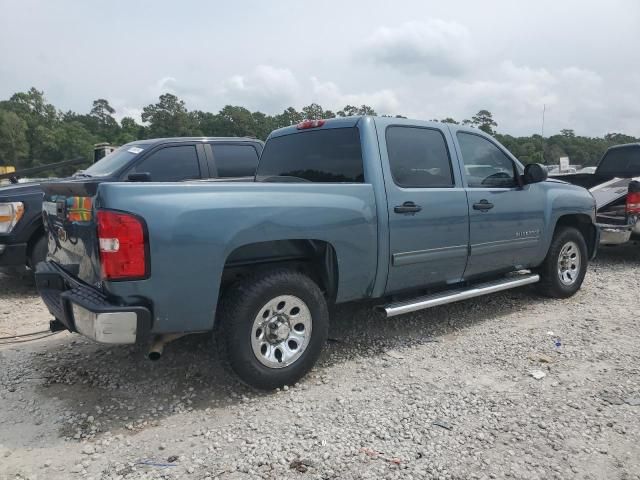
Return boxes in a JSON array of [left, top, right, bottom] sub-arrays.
[[453, 131, 545, 278], [380, 123, 470, 294]]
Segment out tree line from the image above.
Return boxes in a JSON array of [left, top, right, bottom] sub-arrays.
[[0, 87, 637, 172]]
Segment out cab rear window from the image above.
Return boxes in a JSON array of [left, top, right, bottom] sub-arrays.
[[597, 147, 640, 177], [256, 127, 364, 183]]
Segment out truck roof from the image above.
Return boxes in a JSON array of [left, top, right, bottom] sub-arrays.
[[269, 116, 363, 138], [606, 143, 640, 151], [267, 116, 488, 140], [125, 137, 263, 147]]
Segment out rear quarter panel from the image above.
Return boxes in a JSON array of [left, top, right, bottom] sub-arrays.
[[96, 182, 378, 333]]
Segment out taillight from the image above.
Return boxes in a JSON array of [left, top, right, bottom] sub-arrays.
[[97, 210, 148, 280], [627, 182, 640, 215], [296, 119, 325, 130]]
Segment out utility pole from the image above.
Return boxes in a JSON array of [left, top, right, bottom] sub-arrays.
[[540, 104, 546, 164]]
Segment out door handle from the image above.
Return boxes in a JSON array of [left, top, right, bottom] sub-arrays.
[[473, 199, 494, 211], [394, 201, 422, 214]]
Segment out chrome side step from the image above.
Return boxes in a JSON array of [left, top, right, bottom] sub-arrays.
[[378, 273, 540, 318]]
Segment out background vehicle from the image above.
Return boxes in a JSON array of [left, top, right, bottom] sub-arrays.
[[553, 143, 640, 245], [0, 137, 263, 272], [36, 116, 597, 389]]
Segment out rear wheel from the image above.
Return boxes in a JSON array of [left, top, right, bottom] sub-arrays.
[[217, 270, 329, 390], [537, 226, 588, 298]]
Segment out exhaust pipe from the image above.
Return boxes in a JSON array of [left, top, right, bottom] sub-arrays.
[[148, 333, 185, 361]]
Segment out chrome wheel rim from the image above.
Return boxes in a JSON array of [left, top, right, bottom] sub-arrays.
[[557, 241, 581, 286], [251, 295, 312, 369]]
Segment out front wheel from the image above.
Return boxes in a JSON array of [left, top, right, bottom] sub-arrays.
[[537, 226, 588, 298], [217, 270, 329, 390], [29, 235, 48, 270]]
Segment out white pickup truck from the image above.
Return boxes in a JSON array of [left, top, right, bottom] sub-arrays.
[[553, 143, 640, 245]]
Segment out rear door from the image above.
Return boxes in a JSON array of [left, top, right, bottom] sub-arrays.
[[378, 120, 470, 294], [453, 130, 545, 278]]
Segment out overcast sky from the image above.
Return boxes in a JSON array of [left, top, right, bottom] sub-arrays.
[[1, 0, 639, 136]]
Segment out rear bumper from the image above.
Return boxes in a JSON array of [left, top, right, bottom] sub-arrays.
[[35, 262, 151, 344], [598, 223, 633, 245], [0, 242, 27, 267]]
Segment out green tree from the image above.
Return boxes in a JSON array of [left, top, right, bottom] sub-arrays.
[[274, 107, 304, 128], [116, 116, 146, 144], [0, 87, 58, 165], [89, 98, 119, 141], [142, 94, 196, 137], [0, 110, 29, 167], [560, 129, 575, 138], [470, 110, 498, 134], [52, 121, 96, 167], [604, 132, 636, 144], [301, 103, 335, 120], [337, 104, 377, 117], [440, 117, 459, 124], [217, 105, 259, 137]]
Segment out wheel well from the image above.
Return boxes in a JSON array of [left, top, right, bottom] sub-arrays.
[[554, 214, 596, 258], [221, 240, 339, 302]]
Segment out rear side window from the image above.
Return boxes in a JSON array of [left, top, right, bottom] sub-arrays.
[[256, 127, 364, 183], [386, 126, 454, 187], [131, 145, 201, 182], [212, 144, 259, 177]]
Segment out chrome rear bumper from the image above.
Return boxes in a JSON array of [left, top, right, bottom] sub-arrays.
[[598, 224, 633, 245]]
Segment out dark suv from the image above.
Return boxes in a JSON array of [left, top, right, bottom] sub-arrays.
[[0, 137, 264, 272]]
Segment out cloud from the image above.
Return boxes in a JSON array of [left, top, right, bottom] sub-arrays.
[[221, 65, 300, 112], [360, 20, 473, 76], [217, 66, 400, 116], [437, 61, 632, 135], [151, 76, 178, 96], [310, 78, 400, 114]]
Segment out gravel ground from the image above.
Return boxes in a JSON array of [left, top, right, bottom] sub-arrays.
[[1, 244, 640, 480]]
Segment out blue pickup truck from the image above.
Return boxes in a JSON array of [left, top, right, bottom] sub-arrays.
[[36, 116, 598, 389]]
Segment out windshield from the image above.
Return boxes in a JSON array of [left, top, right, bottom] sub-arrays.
[[597, 146, 640, 177], [81, 144, 146, 177]]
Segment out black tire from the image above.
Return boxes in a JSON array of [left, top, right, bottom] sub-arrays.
[[29, 235, 48, 270], [217, 270, 329, 390], [537, 226, 588, 298]]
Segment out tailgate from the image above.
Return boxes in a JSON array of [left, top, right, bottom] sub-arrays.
[[590, 177, 633, 210], [42, 180, 102, 286]]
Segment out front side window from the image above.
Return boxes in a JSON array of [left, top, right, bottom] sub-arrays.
[[386, 126, 454, 187], [130, 145, 201, 182], [457, 133, 517, 188], [256, 127, 364, 183], [212, 144, 259, 177]]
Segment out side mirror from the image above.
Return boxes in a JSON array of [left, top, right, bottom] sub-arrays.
[[523, 163, 548, 184], [127, 172, 151, 182]]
